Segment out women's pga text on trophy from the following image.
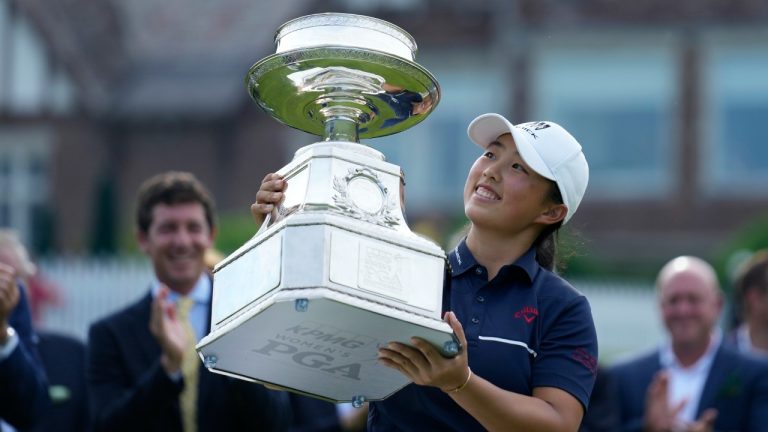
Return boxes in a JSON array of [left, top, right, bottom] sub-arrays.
[[196, 13, 457, 405]]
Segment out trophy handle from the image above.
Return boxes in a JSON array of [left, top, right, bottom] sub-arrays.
[[254, 207, 281, 237]]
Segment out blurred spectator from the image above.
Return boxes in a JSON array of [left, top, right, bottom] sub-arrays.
[[33, 332, 89, 432], [578, 365, 620, 432], [203, 248, 225, 273], [0, 230, 62, 325], [0, 229, 88, 432], [87, 171, 290, 432], [0, 259, 50, 430], [729, 250, 768, 357], [25, 277, 62, 327], [611, 256, 768, 432]]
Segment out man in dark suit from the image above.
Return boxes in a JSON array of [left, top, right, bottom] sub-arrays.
[[578, 365, 620, 432], [87, 171, 290, 432], [33, 331, 89, 432], [1, 228, 87, 432], [0, 262, 50, 430], [611, 256, 768, 432]]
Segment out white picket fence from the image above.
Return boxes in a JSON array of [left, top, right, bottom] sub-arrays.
[[35, 258, 665, 365], [38, 257, 153, 341]]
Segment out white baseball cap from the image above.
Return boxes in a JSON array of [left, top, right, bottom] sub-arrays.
[[466, 113, 589, 224]]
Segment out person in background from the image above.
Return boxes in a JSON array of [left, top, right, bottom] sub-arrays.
[[202, 248, 225, 274], [87, 171, 290, 432], [254, 112, 598, 431], [729, 250, 768, 357], [578, 365, 620, 432], [0, 229, 88, 432], [0, 252, 50, 429], [33, 331, 89, 432], [611, 255, 768, 432], [0, 231, 62, 326]]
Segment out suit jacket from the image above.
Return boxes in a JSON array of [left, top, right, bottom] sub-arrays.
[[87, 290, 290, 432], [288, 393, 343, 432], [32, 331, 89, 432], [579, 366, 621, 432], [611, 344, 768, 432], [0, 283, 50, 429]]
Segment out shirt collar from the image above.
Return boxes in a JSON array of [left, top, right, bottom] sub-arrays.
[[660, 329, 722, 371], [150, 273, 211, 305], [448, 238, 477, 276], [737, 324, 753, 354], [448, 237, 538, 283], [737, 324, 768, 356]]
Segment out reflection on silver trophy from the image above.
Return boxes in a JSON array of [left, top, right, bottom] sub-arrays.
[[196, 13, 456, 405]]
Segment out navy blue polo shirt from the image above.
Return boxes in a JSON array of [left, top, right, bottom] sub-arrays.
[[368, 239, 598, 431]]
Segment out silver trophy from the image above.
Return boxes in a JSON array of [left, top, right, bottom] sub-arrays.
[[196, 13, 456, 405]]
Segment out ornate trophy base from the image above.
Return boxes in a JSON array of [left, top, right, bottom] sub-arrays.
[[197, 142, 456, 403], [196, 288, 453, 403]]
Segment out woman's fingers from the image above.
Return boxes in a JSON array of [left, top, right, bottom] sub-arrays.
[[250, 202, 275, 224], [410, 337, 440, 366], [260, 174, 287, 194], [255, 174, 287, 201], [444, 311, 468, 349], [251, 174, 287, 225], [378, 346, 416, 379], [255, 190, 285, 206], [379, 342, 431, 378]]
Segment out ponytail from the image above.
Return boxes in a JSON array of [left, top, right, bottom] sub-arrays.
[[534, 181, 565, 271], [534, 223, 560, 271]]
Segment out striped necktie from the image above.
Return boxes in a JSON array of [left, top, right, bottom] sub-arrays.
[[177, 296, 198, 432]]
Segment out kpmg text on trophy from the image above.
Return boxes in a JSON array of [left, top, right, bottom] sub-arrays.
[[196, 13, 457, 405]]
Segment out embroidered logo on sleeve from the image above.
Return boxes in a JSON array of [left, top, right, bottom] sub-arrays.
[[514, 306, 539, 324], [572, 348, 597, 376]]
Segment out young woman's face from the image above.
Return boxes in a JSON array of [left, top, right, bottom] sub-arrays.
[[463, 133, 558, 235]]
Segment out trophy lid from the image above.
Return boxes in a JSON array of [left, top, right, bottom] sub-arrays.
[[275, 13, 418, 62], [247, 13, 440, 142]]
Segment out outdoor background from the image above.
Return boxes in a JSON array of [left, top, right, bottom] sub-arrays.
[[3, 0, 768, 365]]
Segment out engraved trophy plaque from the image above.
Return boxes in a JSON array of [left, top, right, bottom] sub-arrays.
[[196, 13, 456, 405]]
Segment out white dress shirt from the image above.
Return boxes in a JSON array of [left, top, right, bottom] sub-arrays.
[[150, 274, 212, 343], [736, 324, 768, 358], [659, 331, 721, 425], [150, 274, 212, 382]]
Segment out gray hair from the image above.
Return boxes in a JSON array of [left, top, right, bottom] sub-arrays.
[[0, 229, 37, 278]]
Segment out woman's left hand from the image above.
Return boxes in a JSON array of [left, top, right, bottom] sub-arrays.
[[378, 311, 471, 392]]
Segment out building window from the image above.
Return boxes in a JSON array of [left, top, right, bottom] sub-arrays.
[[0, 127, 52, 253], [0, 0, 10, 108], [0, 0, 75, 114], [530, 32, 679, 199], [702, 31, 768, 196], [9, 7, 48, 113]]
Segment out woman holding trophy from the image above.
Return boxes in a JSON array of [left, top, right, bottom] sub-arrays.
[[253, 112, 597, 431]]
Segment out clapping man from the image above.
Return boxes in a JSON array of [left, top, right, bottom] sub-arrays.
[[87, 171, 290, 432]]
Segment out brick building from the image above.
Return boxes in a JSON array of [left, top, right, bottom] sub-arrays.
[[2, 0, 768, 273]]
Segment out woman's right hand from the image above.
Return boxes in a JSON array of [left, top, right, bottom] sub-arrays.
[[250, 173, 287, 227]]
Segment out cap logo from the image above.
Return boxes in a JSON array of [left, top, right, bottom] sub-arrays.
[[517, 122, 550, 139]]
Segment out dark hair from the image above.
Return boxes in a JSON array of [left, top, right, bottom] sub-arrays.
[[734, 250, 768, 319], [135, 171, 216, 234], [533, 181, 564, 271]]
